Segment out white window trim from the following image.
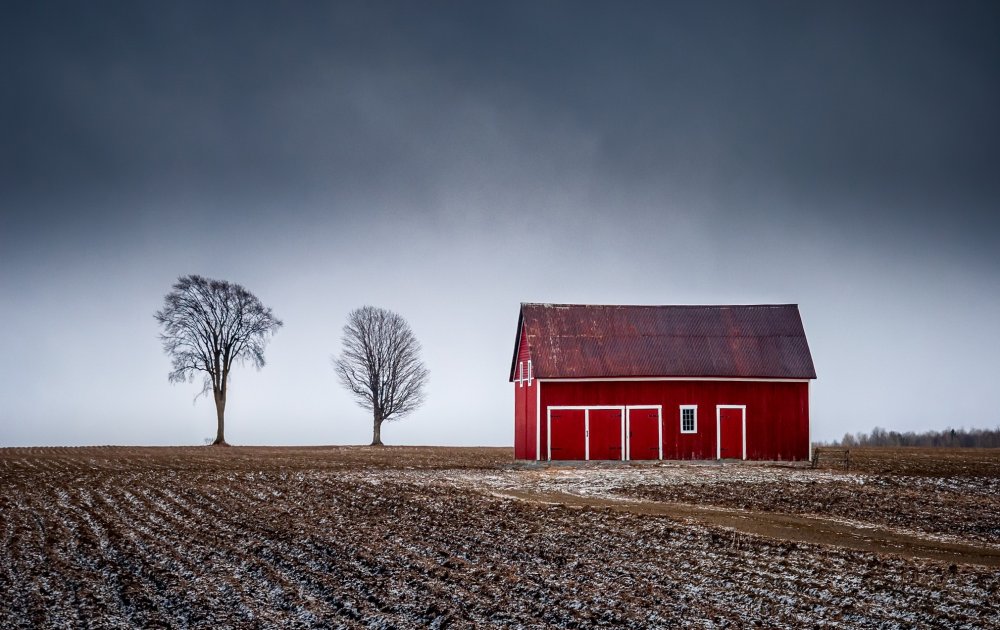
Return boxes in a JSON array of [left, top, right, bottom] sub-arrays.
[[680, 405, 698, 434], [516, 360, 534, 388]]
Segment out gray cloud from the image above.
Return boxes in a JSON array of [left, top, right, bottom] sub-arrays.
[[2, 1, 998, 446]]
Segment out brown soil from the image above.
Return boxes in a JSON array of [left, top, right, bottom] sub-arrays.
[[619, 467, 1000, 545], [496, 489, 1000, 567], [813, 446, 1000, 476], [2, 445, 998, 628], [0, 444, 514, 472]]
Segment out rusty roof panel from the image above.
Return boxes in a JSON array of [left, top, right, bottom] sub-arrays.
[[512, 303, 816, 380]]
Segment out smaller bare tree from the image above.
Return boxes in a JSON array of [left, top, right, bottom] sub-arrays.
[[155, 275, 282, 445], [334, 306, 429, 446]]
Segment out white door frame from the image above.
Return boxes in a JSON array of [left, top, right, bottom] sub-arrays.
[[546, 405, 625, 461], [625, 405, 663, 460], [716, 405, 747, 460], [535, 381, 542, 461]]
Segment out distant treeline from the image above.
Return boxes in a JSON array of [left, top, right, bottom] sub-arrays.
[[825, 427, 1000, 448]]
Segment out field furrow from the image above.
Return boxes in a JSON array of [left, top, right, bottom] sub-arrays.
[[1, 446, 998, 628]]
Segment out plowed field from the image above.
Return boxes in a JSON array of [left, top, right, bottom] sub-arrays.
[[2, 446, 998, 628]]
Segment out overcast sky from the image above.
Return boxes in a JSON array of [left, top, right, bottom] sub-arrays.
[[2, 1, 998, 447]]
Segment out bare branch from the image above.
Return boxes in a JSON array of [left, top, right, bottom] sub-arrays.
[[155, 275, 282, 444], [333, 306, 429, 444]]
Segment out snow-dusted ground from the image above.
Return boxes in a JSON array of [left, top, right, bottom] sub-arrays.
[[1, 447, 998, 628], [429, 464, 1000, 546]]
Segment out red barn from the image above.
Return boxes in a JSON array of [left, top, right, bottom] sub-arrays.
[[510, 303, 817, 461]]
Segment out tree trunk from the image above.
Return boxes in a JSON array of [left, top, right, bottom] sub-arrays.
[[213, 389, 228, 446], [371, 411, 384, 446]]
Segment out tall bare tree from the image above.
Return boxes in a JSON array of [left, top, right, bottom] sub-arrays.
[[155, 275, 282, 445], [334, 306, 429, 446]]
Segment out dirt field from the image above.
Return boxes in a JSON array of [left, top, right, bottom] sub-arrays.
[[2, 446, 999, 628], [812, 446, 1000, 477]]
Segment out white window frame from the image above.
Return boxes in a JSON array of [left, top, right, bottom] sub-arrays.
[[680, 405, 698, 434], [517, 360, 533, 388]]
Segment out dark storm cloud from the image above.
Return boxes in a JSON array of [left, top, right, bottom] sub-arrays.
[[5, 2, 999, 216], [2, 4, 386, 201], [2, 1, 999, 445]]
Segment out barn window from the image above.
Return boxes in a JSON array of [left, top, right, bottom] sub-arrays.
[[680, 406, 697, 433], [516, 360, 533, 387]]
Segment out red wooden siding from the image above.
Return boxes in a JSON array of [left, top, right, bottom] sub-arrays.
[[514, 379, 526, 459], [512, 326, 537, 460], [539, 380, 809, 461]]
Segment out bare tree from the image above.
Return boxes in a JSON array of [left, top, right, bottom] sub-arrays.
[[155, 275, 282, 445], [334, 306, 429, 446]]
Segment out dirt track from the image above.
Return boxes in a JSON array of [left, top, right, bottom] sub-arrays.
[[2, 446, 999, 628], [495, 489, 1000, 567]]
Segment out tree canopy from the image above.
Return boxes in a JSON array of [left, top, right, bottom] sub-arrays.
[[334, 305, 428, 445], [155, 274, 282, 445]]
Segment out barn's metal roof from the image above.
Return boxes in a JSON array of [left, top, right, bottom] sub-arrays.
[[510, 303, 816, 380]]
